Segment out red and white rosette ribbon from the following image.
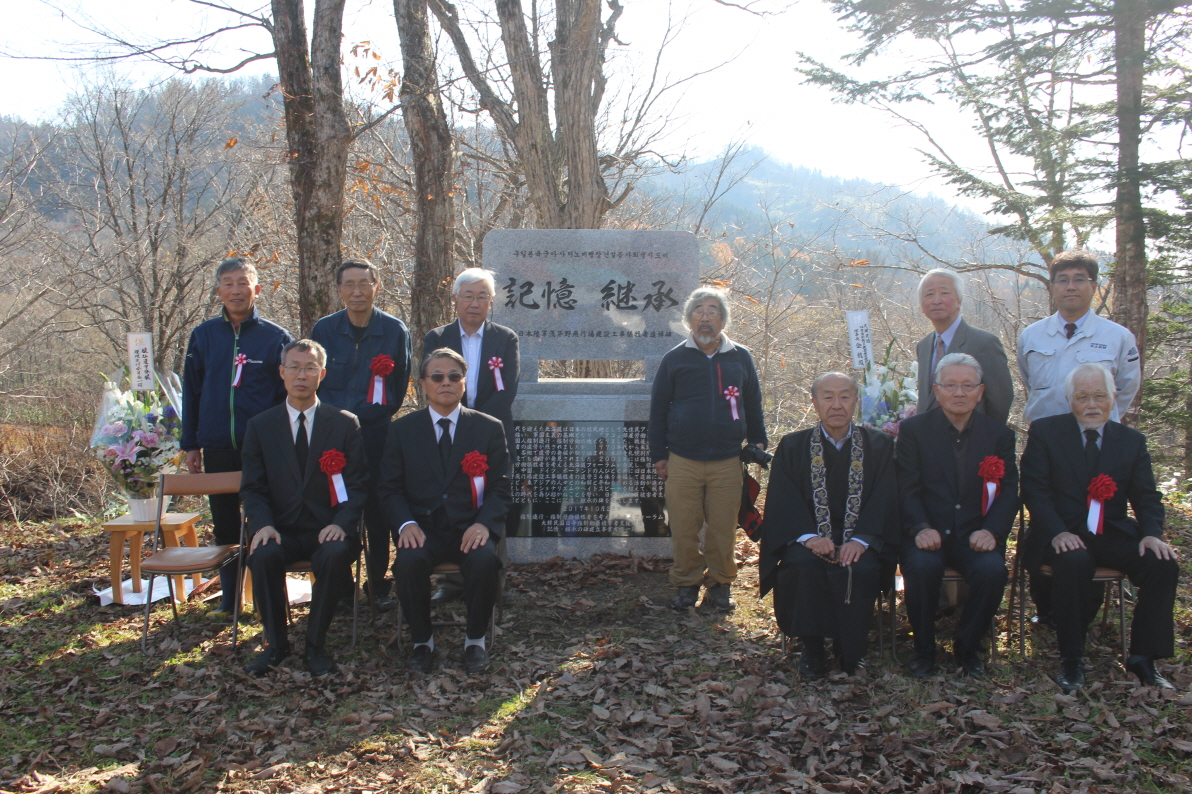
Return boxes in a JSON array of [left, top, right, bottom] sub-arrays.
[[488, 357, 505, 392], [723, 386, 740, 420], [368, 354, 395, 405], [1087, 474, 1117, 535], [232, 353, 247, 387], [977, 455, 1005, 517], [319, 449, 349, 506], [461, 450, 489, 510]]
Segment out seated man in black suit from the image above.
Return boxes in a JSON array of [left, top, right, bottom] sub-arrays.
[[896, 353, 1017, 679], [241, 339, 367, 677], [379, 348, 509, 674], [1022, 362, 1179, 692]]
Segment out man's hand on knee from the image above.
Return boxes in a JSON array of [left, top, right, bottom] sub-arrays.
[[1140, 535, 1178, 561], [461, 523, 490, 553], [1051, 531, 1086, 554], [838, 540, 867, 566], [398, 523, 425, 549], [969, 529, 996, 553], [803, 536, 835, 559], [915, 528, 942, 551], [250, 526, 280, 553], [319, 524, 345, 543]]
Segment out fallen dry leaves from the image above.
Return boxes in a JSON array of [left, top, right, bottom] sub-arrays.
[[2, 514, 1192, 792]]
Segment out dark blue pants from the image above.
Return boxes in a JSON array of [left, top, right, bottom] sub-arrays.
[[901, 533, 1007, 657]]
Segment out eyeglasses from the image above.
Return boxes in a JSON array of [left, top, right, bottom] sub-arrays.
[[691, 308, 721, 318], [938, 383, 980, 394], [427, 372, 464, 383], [339, 280, 376, 292], [283, 365, 322, 376], [1054, 277, 1093, 286], [458, 293, 492, 304], [1073, 391, 1110, 403]]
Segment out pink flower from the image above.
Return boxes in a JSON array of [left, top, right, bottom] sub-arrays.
[[881, 421, 900, 437], [111, 440, 142, 465], [899, 405, 917, 419], [133, 431, 160, 447]]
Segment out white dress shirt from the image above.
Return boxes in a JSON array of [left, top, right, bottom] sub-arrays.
[[399, 404, 463, 534], [285, 398, 318, 442], [458, 319, 484, 408]]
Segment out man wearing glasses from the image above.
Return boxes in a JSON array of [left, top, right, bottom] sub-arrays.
[[423, 268, 520, 602], [1017, 250, 1141, 424], [311, 259, 412, 611], [378, 349, 510, 674]]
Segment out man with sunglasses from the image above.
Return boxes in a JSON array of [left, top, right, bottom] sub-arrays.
[[311, 259, 412, 612], [378, 349, 510, 674], [1017, 250, 1140, 425]]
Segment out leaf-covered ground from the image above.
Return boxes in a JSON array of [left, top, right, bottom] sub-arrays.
[[2, 511, 1192, 794]]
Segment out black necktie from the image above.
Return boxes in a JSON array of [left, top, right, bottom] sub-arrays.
[[1065, 322, 1077, 339], [295, 412, 309, 472], [438, 417, 453, 468], [1084, 428, 1100, 473]]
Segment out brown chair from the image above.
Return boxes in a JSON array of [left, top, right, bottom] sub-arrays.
[[140, 472, 244, 653], [391, 563, 505, 652], [1019, 564, 1128, 664]]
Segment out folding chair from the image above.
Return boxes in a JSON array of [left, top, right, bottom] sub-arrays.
[[391, 563, 506, 652], [140, 472, 244, 653], [884, 565, 998, 665]]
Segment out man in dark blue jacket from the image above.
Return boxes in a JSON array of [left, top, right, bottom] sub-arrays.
[[182, 257, 293, 617], [311, 259, 411, 610], [649, 287, 767, 612]]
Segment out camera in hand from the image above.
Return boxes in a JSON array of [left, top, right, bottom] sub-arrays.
[[739, 445, 773, 468]]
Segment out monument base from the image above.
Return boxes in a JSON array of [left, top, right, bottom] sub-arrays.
[[506, 536, 672, 563]]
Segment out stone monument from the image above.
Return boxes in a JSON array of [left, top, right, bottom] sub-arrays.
[[484, 229, 700, 561]]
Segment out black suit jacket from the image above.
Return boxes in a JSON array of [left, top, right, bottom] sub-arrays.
[[424, 320, 520, 428], [758, 425, 899, 595], [896, 408, 1018, 544], [916, 318, 1014, 424], [378, 406, 511, 538], [240, 402, 368, 537], [1021, 413, 1165, 570]]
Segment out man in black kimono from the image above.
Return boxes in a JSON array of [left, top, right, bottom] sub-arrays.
[[760, 372, 899, 677]]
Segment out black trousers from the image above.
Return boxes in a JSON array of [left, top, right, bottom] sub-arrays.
[[203, 448, 243, 607], [1043, 529, 1178, 659], [393, 524, 501, 643], [774, 542, 880, 669], [359, 426, 391, 597], [248, 529, 358, 651], [901, 533, 1007, 656]]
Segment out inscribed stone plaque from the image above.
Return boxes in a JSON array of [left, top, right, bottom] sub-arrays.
[[486, 229, 699, 363]]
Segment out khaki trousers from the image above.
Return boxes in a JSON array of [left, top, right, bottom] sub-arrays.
[[665, 453, 743, 587]]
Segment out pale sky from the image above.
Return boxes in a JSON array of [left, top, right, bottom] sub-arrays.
[[0, 0, 1153, 217]]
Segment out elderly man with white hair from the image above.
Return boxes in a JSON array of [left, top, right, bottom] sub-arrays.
[[914, 269, 1014, 424], [424, 268, 520, 601], [1021, 362, 1178, 692], [896, 353, 1018, 679], [649, 287, 767, 612]]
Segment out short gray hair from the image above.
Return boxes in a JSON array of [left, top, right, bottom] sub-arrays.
[[282, 339, 327, 368], [934, 352, 983, 385], [811, 371, 859, 399], [682, 287, 731, 328], [1065, 362, 1114, 404], [917, 269, 964, 304], [453, 268, 496, 296], [215, 257, 258, 285]]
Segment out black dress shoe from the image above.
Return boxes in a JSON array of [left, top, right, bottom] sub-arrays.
[[407, 644, 436, 674], [908, 651, 936, 679], [1055, 657, 1086, 694], [305, 645, 338, 677], [245, 644, 291, 677], [701, 583, 735, 612], [669, 585, 700, 610], [1126, 655, 1176, 690], [464, 644, 491, 674], [956, 651, 985, 679], [798, 638, 827, 679]]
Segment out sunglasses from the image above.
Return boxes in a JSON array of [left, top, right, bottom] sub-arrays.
[[427, 372, 464, 383]]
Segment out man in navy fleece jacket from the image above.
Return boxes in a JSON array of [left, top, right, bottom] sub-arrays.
[[182, 257, 293, 617], [649, 287, 767, 612]]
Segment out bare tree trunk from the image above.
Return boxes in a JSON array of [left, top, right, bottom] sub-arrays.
[[272, 0, 351, 335], [1111, 0, 1148, 424], [395, 0, 456, 364], [1185, 348, 1192, 476]]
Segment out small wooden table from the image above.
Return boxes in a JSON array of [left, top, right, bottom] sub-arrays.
[[101, 513, 203, 604]]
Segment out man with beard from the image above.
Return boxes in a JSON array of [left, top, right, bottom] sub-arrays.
[[759, 372, 899, 676], [649, 287, 767, 611]]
